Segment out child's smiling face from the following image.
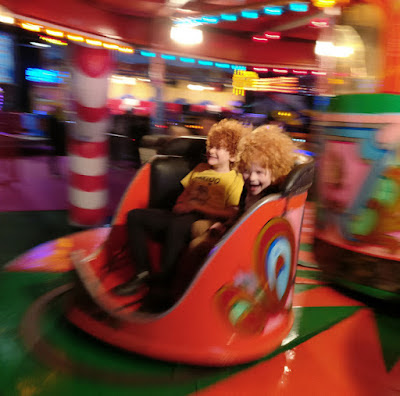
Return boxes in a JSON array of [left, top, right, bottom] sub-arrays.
[[207, 145, 233, 170], [242, 163, 272, 196]]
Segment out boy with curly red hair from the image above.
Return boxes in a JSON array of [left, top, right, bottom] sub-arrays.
[[235, 124, 297, 210], [191, 124, 298, 238], [114, 118, 250, 296]]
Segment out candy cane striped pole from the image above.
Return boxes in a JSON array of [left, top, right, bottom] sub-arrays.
[[68, 44, 113, 227]]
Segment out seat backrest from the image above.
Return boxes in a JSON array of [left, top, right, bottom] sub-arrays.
[[280, 158, 315, 197], [148, 137, 207, 210], [148, 156, 192, 210], [158, 136, 207, 168]]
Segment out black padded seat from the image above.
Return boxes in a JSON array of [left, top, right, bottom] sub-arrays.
[[148, 137, 207, 210], [149, 156, 192, 210], [158, 136, 207, 168], [281, 158, 315, 197]]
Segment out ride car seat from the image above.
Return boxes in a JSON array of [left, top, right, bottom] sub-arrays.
[[69, 135, 315, 366]]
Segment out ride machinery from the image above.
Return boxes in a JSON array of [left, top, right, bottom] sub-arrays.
[[313, 0, 400, 299], [68, 137, 314, 366]]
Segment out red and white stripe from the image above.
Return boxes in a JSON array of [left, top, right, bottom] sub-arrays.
[[68, 44, 113, 226]]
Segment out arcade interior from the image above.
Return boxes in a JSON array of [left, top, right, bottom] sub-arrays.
[[0, 0, 399, 394]]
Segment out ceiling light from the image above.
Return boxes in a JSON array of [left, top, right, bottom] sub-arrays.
[[111, 75, 136, 85], [85, 39, 102, 47], [0, 5, 14, 24], [198, 60, 213, 66], [315, 41, 354, 57], [123, 98, 140, 107], [289, 3, 309, 12], [103, 43, 119, 50], [310, 18, 329, 28], [220, 14, 237, 21], [187, 84, 214, 91], [30, 41, 50, 48], [170, 25, 203, 45], [241, 10, 259, 18], [252, 36, 269, 42], [264, 32, 281, 39], [45, 29, 64, 37], [0, 15, 14, 24], [67, 34, 84, 42], [312, 0, 336, 7], [21, 22, 41, 32], [272, 68, 289, 74], [118, 47, 134, 53], [264, 6, 283, 15], [40, 36, 67, 46]]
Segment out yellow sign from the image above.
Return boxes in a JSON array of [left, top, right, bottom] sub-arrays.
[[233, 70, 299, 94], [232, 70, 259, 95]]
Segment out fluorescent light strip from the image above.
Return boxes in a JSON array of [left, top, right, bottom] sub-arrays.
[[180, 57, 195, 63], [273, 68, 289, 74], [215, 63, 230, 69], [103, 43, 119, 50], [21, 22, 41, 32], [30, 41, 50, 48], [40, 35, 67, 46], [86, 39, 102, 46], [45, 29, 63, 37], [201, 16, 219, 23], [289, 3, 309, 12], [141, 51, 156, 57], [253, 36, 269, 42], [67, 34, 84, 42], [242, 11, 259, 18], [0, 15, 14, 24], [264, 32, 281, 39], [118, 47, 134, 53], [161, 54, 176, 60], [220, 14, 237, 21], [198, 60, 213, 66], [264, 7, 283, 15]]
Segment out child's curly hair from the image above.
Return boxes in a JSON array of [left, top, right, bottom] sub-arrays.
[[236, 124, 297, 184], [207, 119, 251, 158]]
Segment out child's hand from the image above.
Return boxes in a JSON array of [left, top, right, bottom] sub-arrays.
[[209, 222, 227, 236]]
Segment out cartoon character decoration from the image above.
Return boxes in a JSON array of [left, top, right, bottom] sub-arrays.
[[216, 218, 295, 335], [348, 126, 400, 253]]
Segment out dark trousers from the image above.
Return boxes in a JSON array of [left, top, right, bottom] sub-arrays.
[[126, 208, 203, 281]]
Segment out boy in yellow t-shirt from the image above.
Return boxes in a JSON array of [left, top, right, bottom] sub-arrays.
[[173, 125, 298, 299], [113, 119, 249, 296]]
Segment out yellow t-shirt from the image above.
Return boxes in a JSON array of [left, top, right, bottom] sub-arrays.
[[175, 163, 243, 211]]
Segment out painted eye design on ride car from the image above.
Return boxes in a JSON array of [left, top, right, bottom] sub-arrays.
[[215, 217, 296, 334]]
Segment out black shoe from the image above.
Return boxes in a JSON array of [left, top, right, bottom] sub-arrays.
[[112, 271, 150, 296]]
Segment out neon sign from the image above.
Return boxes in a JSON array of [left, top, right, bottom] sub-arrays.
[[25, 68, 69, 84], [233, 70, 299, 95]]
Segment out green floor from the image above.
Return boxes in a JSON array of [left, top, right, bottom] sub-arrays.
[[1, 211, 399, 395], [0, 270, 362, 396], [0, 211, 74, 268]]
